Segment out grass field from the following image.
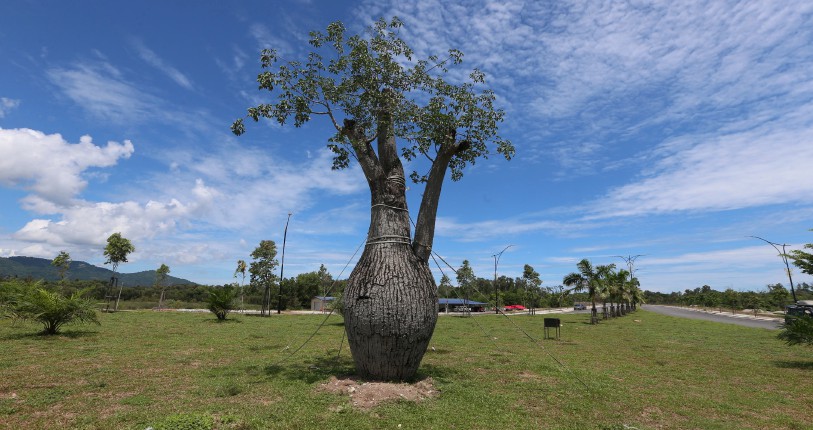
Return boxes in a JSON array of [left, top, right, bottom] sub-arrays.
[[1, 309, 811, 429]]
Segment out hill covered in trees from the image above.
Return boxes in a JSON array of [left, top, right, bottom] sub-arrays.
[[0, 256, 196, 286]]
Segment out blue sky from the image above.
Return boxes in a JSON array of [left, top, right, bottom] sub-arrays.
[[1, 0, 812, 293]]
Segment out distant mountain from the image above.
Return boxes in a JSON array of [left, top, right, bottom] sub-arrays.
[[0, 256, 197, 286]]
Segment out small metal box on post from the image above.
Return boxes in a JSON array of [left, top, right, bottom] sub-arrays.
[[544, 317, 561, 340]]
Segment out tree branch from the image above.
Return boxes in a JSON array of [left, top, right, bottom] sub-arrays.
[[412, 137, 468, 261], [376, 89, 401, 174], [342, 119, 382, 183]]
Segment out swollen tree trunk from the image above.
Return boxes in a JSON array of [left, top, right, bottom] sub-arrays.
[[341, 110, 461, 381], [342, 163, 439, 381], [343, 217, 438, 380]]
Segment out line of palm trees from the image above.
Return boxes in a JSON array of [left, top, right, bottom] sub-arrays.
[[563, 258, 645, 324]]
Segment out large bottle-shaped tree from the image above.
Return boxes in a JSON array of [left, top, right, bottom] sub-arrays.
[[233, 18, 513, 380]]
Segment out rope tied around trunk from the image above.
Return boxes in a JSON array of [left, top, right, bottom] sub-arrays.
[[386, 174, 406, 187], [371, 203, 409, 212], [368, 197, 411, 246], [366, 234, 412, 246]]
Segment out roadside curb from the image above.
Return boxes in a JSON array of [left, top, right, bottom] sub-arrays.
[[653, 305, 783, 322]]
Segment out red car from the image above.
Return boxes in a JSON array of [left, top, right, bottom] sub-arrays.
[[504, 304, 527, 311]]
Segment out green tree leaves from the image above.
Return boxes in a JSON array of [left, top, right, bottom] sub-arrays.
[[51, 251, 71, 283], [233, 17, 513, 184], [103, 233, 135, 273], [789, 229, 813, 277]]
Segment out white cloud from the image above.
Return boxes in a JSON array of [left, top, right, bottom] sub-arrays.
[[636, 245, 797, 292], [46, 62, 161, 123], [357, 0, 813, 173], [154, 145, 366, 231], [13, 197, 192, 247], [132, 39, 194, 89], [216, 46, 249, 78], [249, 23, 293, 55], [0, 97, 20, 117], [592, 119, 813, 217], [435, 215, 588, 242], [0, 128, 134, 205], [645, 245, 779, 268], [358, 1, 813, 218]]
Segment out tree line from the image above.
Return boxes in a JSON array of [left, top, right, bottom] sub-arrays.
[[643, 283, 813, 312]]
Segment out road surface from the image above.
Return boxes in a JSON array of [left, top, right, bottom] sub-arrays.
[[643, 305, 782, 330]]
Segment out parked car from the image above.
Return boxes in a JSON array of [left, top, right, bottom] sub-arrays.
[[785, 300, 813, 322], [574, 303, 587, 310]]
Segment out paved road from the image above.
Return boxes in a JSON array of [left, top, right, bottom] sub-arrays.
[[643, 305, 783, 330]]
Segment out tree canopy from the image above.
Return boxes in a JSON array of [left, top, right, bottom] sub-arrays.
[[51, 251, 71, 282], [233, 17, 513, 183], [155, 264, 170, 286], [789, 229, 813, 277], [103, 233, 135, 273], [249, 240, 279, 288]]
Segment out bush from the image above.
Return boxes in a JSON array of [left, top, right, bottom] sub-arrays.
[[4, 283, 99, 334], [207, 285, 237, 321], [0, 279, 29, 307], [778, 315, 813, 346]]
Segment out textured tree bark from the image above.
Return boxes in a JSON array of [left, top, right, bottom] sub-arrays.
[[340, 98, 460, 381], [343, 237, 438, 381], [342, 171, 438, 381]]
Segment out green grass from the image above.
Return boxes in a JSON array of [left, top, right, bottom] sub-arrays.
[[0, 310, 811, 429]]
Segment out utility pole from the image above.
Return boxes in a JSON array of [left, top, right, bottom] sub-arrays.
[[493, 245, 513, 314], [277, 213, 292, 314], [750, 236, 798, 303]]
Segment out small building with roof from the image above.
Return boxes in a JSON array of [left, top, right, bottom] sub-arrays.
[[311, 296, 336, 312], [438, 298, 488, 313]]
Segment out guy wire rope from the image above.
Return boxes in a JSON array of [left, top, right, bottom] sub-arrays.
[[270, 236, 366, 366], [271, 210, 589, 391], [427, 236, 590, 390]]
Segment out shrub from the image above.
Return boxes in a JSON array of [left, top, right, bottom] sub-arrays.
[[0, 279, 29, 307], [778, 315, 813, 346], [207, 285, 237, 321], [4, 283, 99, 335]]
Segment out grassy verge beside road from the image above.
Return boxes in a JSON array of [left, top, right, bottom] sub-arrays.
[[1, 310, 810, 429]]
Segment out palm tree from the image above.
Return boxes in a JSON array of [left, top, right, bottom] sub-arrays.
[[595, 264, 616, 319], [207, 285, 237, 321], [234, 260, 247, 313], [563, 259, 604, 324], [8, 283, 99, 335], [610, 269, 631, 316], [629, 277, 644, 311]]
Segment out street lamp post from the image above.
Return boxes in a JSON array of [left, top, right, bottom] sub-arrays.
[[614, 255, 644, 313], [750, 236, 798, 303], [277, 213, 292, 314], [493, 245, 514, 314], [613, 254, 644, 279]]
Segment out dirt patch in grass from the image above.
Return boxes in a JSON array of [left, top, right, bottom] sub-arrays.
[[319, 376, 438, 410]]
